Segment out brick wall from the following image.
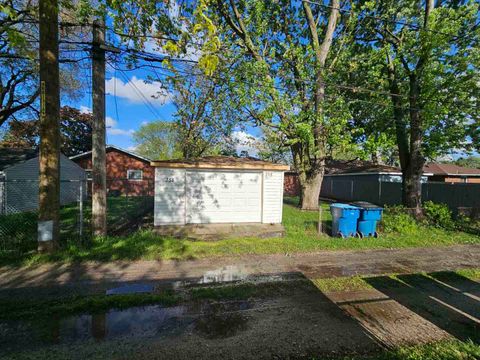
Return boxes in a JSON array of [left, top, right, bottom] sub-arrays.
[[73, 149, 154, 196], [284, 172, 300, 196], [430, 175, 480, 184]]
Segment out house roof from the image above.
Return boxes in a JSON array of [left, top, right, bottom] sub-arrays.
[[423, 162, 480, 177], [151, 156, 290, 171], [0, 148, 38, 171], [69, 145, 151, 163], [325, 159, 401, 175]]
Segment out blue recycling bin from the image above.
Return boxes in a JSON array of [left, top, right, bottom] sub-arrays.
[[350, 202, 383, 238], [330, 203, 361, 238]]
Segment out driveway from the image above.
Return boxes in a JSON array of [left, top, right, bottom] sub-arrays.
[[1, 245, 479, 359]]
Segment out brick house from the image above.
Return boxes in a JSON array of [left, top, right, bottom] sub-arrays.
[[70, 146, 154, 196], [423, 163, 480, 183]]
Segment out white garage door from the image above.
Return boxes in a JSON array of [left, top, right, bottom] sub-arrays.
[[186, 170, 262, 223]]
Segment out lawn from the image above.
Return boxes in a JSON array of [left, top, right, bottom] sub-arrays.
[[2, 197, 478, 266], [0, 196, 152, 257]]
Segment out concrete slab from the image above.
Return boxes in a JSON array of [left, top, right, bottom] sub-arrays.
[[153, 223, 285, 240]]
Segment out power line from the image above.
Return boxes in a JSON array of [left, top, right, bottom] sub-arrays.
[[113, 64, 165, 121], [303, 0, 465, 40], [117, 49, 479, 116]]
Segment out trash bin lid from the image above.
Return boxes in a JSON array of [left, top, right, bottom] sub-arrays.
[[330, 203, 361, 210], [349, 201, 383, 210]]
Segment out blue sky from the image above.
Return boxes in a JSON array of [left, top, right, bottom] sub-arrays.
[[70, 66, 262, 156], [73, 68, 176, 151]]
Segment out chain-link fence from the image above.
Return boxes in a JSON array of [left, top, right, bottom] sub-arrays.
[[0, 178, 154, 253]]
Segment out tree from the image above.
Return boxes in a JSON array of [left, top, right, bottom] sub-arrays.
[[0, 0, 38, 125], [0, 0, 85, 125], [168, 65, 238, 159], [207, 0, 353, 209], [0, 106, 92, 156], [451, 156, 480, 169], [133, 121, 182, 160], [351, 0, 480, 213]]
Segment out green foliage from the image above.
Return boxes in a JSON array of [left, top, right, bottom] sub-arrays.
[[348, 0, 480, 161], [381, 206, 419, 234], [0, 106, 93, 156], [422, 201, 455, 230], [132, 121, 182, 160], [452, 156, 480, 170]]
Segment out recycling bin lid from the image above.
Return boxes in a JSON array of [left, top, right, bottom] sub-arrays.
[[330, 203, 361, 210], [349, 201, 383, 210]]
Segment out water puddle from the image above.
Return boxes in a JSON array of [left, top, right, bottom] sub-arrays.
[[199, 265, 250, 284], [59, 305, 189, 342], [106, 283, 154, 295], [0, 300, 253, 354]]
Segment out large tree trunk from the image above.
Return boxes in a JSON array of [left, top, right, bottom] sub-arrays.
[[404, 74, 424, 215], [403, 161, 424, 211], [299, 170, 324, 211]]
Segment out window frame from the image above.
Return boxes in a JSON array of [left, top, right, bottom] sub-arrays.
[[127, 169, 143, 181]]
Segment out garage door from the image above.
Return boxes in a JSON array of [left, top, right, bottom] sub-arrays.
[[186, 170, 262, 223]]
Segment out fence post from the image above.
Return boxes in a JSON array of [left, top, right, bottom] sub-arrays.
[[378, 179, 382, 205], [78, 181, 83, 238]]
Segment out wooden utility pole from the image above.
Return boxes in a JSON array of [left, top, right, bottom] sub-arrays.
[[92, 18, 107, 236], [38, 0, 60, 252]]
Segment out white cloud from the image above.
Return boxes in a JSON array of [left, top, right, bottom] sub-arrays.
[[108, 128, 134, 136], [105, 76, 171, 105], [79, 105, 91, 114], [126, 145, 138, 152], [231, 131, 261, 157], [77, 106, 132, 137], [106, 116, 117, 128]]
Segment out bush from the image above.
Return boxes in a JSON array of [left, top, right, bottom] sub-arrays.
[[422, 201, 455, 229], [381, 206, 419, 234]]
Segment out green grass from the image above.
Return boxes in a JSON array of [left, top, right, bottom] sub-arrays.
[[330, 340, 480, 360], [1, 197, 479, 266], [0, 196, 152, 260], [0, 291, 180, 321], [312, 268, 480, 293]]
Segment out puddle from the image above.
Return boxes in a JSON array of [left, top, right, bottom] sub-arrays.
[[0, 300, 253, 354], [199, 265, 250, 284], [106, 283, 154, 295], [0, 305, 190, 354], [59, 305, 189, 342]]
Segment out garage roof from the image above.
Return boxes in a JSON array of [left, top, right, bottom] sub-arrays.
[[151, 156, 290, 171]]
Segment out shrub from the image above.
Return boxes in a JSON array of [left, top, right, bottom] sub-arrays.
[[381, 206, 419, 234], [422, 201, 455, 229]]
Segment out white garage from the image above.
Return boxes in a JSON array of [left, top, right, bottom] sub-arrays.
[[151, 156, 289, 227]]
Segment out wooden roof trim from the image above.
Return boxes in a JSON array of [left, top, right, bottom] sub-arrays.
[[150, 161, 290, 171]]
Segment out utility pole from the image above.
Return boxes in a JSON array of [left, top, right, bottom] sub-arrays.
[[92, 18, 107, 236], [38, 0, 60, 252]]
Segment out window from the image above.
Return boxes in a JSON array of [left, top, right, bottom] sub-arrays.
[[86, 170, 92, 180], [127, 169, 143, 181]]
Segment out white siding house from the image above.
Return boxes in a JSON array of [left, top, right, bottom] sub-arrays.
[[152, 157, 288, 226], [0, 149, 86, 214]]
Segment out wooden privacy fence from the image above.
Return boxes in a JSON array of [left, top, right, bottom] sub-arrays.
[[320, 177, 480, 210]]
